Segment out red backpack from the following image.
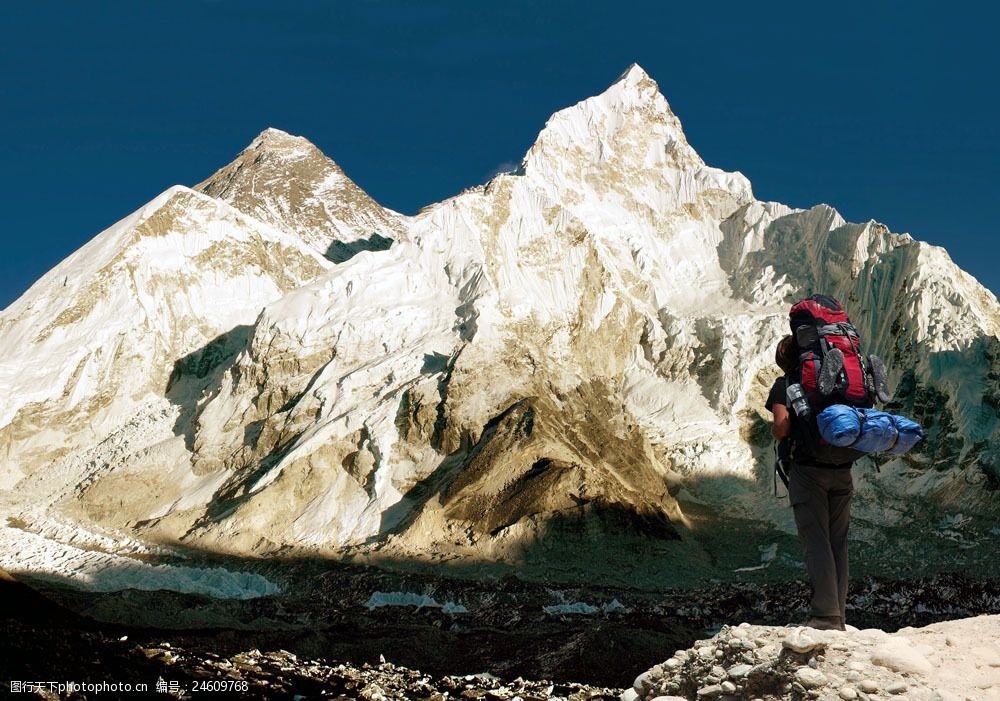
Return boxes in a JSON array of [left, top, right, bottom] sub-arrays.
[[789, 294, 889, 410]]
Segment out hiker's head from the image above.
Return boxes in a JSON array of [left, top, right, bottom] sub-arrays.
[[775, 335, 798, 375]]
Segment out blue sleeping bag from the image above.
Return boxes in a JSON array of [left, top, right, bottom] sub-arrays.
[[816, 405, 925, 455]]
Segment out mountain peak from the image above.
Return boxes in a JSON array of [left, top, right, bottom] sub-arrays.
[[196, 128, 404, 254], [260, 126, 294, 139], [616, 62, 653, 87], [520, 64, 708, 193], [252, 127, 313, 148], [239, 127, 322, 160]]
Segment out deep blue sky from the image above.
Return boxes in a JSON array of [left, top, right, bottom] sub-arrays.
[[1, 2, 996, 310]]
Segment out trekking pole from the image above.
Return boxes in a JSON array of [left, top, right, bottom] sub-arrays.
[[773, 442, 789, 497]]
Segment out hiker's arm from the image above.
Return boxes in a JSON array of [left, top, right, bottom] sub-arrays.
[[772, 403, 791, 439]]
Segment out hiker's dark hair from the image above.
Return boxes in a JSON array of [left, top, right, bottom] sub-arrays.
[[775, 335, 798, 376]]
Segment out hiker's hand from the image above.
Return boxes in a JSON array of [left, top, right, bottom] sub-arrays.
[[772, 403, 791, 439]]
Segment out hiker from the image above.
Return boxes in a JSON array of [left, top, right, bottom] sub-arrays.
[[766, 334, 852, 632]]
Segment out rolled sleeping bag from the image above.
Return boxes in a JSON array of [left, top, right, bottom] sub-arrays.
[[851, 411, 898, 453], [816, 404, 861, 447], [816, 405, 925, 455], [888, 414, 925, 455]]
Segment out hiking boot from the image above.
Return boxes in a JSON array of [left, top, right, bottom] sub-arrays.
[[869, 354, 891, 403], [817, 348, 844, 395], [803, 616, 843, 631]]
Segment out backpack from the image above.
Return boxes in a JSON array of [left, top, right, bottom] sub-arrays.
[[789, 294, 889, 409], [784, 294, 890, 467]]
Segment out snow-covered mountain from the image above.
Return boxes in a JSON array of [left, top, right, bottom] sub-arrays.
[[1, 65, 997, 590], [197, 127, 406, 259]]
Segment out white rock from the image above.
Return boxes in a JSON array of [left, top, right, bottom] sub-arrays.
[[784, 629, 826, 654], [859, 680, 880, 693], [633, 670, 651, 693], [871, 641, 933, 676], [970, 644, 1000, 666], [795, 667, 828, 689], [839, 685, 859, 700], [619, 690, 639, 701], [728, 664, 753, 678]]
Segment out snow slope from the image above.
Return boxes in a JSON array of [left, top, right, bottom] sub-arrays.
[[0, 185, 332, 489]]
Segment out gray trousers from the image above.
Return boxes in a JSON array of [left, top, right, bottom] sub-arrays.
[[788, 463, 853, 620]]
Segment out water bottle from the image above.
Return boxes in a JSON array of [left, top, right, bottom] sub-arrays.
[[786, 382, 812, 420]]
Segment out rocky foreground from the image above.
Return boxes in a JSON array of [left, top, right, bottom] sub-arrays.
[[7, 612, 998, 701], [13, 639, 620, 700], [1, 566, 616, 700], [628, 617, 1000, 701], [3, 565, 999, 700]]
